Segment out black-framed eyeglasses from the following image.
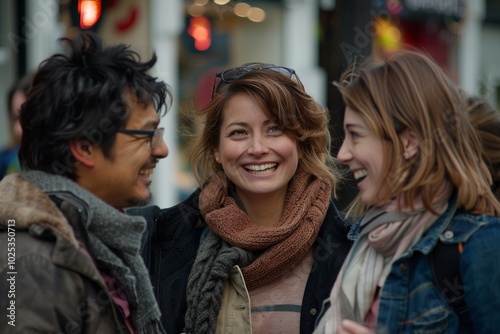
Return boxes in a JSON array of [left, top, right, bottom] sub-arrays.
[[211, 64, 296, 98], [117, 127, 165, 149]]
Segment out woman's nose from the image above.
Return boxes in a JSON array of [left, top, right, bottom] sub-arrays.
[[337, 140, 352, 165], [247, 135, 269, 156]]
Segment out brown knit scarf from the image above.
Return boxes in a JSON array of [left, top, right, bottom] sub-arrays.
[[199, 166, 331, 290]]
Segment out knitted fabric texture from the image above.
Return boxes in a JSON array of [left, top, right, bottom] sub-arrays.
[[185, 229, 254, 334], [185, 167, 331, 333], [20, 171, 165, 334]]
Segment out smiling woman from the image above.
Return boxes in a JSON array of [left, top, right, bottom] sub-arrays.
[[337, 106, 386, 207], [314, 50, 500, 334], [212, 92, 299, 223], [130, 63, 353, 334]]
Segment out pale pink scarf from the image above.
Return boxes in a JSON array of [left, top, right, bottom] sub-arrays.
[[314, 184, 451, 333]]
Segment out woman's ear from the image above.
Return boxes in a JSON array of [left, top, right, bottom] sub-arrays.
[[69, 139, 95, 167], [399, 128, 419, 160], [213, 147, 221, 164]]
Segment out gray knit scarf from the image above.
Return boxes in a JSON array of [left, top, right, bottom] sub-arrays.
[[184, 230, 255, 334], [22, 171, 164, 334]]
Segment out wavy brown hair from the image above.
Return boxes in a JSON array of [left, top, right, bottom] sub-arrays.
[[189, 64, 341, 196], [337, 50, 500, 215]]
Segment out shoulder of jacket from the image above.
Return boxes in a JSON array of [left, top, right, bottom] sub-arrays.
[[157, 189, 202, 226], [440, 211, 500, 243], [128, 188, 201, 223], [0, 230, 65, 273], [321, 201, 352, 235], [126, 205, 162, 223], [45, 192, 89, 247]]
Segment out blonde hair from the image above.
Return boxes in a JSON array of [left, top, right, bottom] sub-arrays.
[[190, 66, 341, 195], [466, 96, 500, 200], [337, 50, 500, 215]]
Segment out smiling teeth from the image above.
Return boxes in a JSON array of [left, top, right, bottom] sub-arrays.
[[139, 168, 153, 177], [245, 163, 277, 171], [353, 170, 368, 180]]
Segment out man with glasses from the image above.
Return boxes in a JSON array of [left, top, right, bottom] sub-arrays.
[[0, 32, 170, 333]]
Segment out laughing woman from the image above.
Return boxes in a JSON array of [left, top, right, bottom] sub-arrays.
[[130, 63, 352, 334], [314, 50, 500, 334]]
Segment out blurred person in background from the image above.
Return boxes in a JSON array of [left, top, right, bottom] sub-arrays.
[[0, 32, 171, 333], [130, 63, 353, 333], [0, 73, 34, 179], [466, 95, 500, 200], [314, 50, 500, 334]]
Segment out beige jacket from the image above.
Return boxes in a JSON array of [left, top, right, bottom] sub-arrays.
[[216, 265, 252, 334]]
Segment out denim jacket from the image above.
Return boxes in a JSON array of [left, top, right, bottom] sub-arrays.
[[350, 193, 500, 333]]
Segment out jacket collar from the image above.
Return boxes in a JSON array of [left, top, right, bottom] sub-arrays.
[[0, 173, 79, 247], [408, 191, 459, 255], [0, 173, 107, 283]]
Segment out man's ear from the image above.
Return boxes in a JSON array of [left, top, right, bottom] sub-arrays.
[[69, 139, 96, 167], [399, 128, 419, 160]]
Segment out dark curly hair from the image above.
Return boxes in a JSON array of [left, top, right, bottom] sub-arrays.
[[19, 32, 172, 179]]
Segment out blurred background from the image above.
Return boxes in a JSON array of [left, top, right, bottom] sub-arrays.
[[1, 0, 499, 209]]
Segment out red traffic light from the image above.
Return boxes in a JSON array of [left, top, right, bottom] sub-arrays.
[[78, 0, 102, 29]]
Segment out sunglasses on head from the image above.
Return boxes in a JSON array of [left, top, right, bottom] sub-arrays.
[[211, 64, 296, 98]]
